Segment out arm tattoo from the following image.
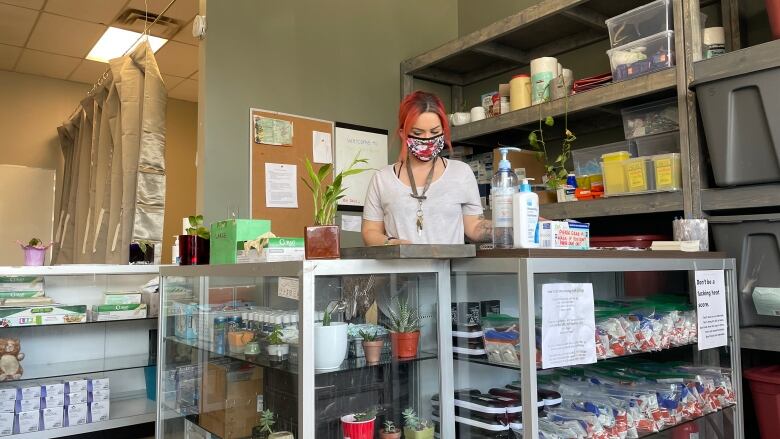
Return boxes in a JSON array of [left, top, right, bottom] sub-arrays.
[[476, 215, 492, 243]]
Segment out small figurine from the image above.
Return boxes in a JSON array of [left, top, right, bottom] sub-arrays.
[[0, 338, 24, 381]]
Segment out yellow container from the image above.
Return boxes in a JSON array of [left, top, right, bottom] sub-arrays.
[[509, 74, 532, 111], [652, 153, 682, 190], [624, 157, 651, 192], [601, 151, 632, 195]]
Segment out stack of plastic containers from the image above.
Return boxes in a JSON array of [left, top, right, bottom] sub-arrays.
[[605, 0, 675, 82]]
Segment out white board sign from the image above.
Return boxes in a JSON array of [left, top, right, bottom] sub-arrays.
[[541, 283, 597, 369], [334, 123, 388, 206], [695, 270, 728, 350]]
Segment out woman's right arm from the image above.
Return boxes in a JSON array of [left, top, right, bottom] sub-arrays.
[[362, 220, 408, 246]]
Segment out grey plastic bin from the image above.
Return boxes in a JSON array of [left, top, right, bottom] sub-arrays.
[[710, 214, 780, 327], [693, 46, 780, 186]]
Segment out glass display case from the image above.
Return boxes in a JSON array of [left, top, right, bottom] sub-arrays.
[[449, 250, 742, 439], [0, 265, 159, 438], [157, 259, 453, 439]]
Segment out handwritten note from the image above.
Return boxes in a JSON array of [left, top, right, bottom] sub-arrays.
[[541, 283, 596, 369], [278, 277, 299, 301], [696, 270, 728, 350]]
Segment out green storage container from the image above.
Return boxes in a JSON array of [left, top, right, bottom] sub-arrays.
[[210, 219, 272, 264]]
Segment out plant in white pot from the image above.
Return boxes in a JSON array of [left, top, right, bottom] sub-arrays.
[[265, 325, 289, 361], [403, 408, 434, 439], [314, 300, 348, 370]]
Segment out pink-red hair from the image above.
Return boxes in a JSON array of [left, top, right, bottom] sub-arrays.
[[397, 91, 452, 162]]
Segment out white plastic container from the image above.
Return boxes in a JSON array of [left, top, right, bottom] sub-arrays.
[[606, 0, 673, 48], [512, 179, 539, 249], [607, 30, 675, 82]]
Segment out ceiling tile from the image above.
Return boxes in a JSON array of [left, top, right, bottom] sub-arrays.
[[44, 0, 125, 25], [68, 59, 109, 84], [172, 19, 199, 45], [154, 40, 198, 77], [27, 13, 106, 58], [0, 3, 38, 46], [0, 1, 45, 10], [0, 44, 22, 70], [168, 79, 197, 102], [16, 49, 80, 79], [127, 0, 197, 22], [162, 74, 185, 89]]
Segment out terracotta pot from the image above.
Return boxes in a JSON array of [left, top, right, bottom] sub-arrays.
[[390, 331, 420, 359], [304, 225, 340, 259], [404, 427, 435, 439], [178, 235, 209, 265], [362, 339, 384, 364], [380, 429, 402, 439]]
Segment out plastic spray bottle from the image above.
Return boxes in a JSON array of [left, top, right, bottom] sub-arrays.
[[491, 147, 521, 248], [513, 178, 540, 248]]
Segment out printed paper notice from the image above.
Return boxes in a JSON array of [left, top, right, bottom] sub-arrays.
[[265, 163, 298, 208], [696, 270, 728, 350], [541, 283, 596, 369], [313, 131, 333, 164], [254, 116, 293, 146], [341, 214, 362, 232], [278, 277, 299, 301]]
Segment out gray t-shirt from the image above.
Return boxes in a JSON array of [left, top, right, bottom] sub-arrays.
[[363, 159, 483, 244]]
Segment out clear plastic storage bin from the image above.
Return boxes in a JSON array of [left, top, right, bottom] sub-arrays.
[[624, 157, 655, 192], [635, 131, 679, 155], [652, 153, 682, 190], [607, 30, 675, 82], [621, 97, 679, 139], [572, 141, 636, 176], [601, 152, 631, 196], [606, 0, 673, 48]]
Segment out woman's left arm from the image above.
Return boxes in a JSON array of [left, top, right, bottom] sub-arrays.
[[463, 215, 493, 243]]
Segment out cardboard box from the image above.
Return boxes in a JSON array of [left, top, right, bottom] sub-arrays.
[[0, 276, 44, 297], [185, 418, 213, 439], [43, 383, 64, 397], [65, 403, 87, 427], [491, 149, 545, 183], [43, 395, 64, 408], [19, 384, 41, 400], [0, 389, 14, 402], [173, 302, 200, 340], [0, 305, 86, 327], [88, 401, 109, 423], [210, 219, 272, 265], [91, 303, 147, 321], [0, 401, 13, 413], [540, 221, 590, 250], [141, 291, 160, 317], [88, 378, 110, 393], [15, 410, 38, 433], [42, 406, 63, 429], [103, 292, 142, 305], [90, 389, 109, 402], [236, 237, 305, 263], [15, 398, 40, 412], [199, 360, 262, 439], [0, 412, 12, 435], [66, 391, 88, 405]]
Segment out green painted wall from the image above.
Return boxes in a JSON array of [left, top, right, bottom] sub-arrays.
[[458, 0, 539, 36], [199, 0, 458, 223]]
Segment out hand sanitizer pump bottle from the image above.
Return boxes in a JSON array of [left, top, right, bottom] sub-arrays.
[[513, 178, 540, 248], [491, 147, 521, 248]]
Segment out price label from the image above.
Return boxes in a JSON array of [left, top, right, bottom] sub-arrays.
[[278, 277, 299, 301]]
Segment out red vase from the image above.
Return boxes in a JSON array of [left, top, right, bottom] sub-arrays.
[[178, 235, 210, 265], [304, 225, 340, 259], [341, 415, 375, 439]]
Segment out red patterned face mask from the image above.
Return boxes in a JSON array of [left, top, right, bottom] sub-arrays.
[[406, 134, 445, 162]]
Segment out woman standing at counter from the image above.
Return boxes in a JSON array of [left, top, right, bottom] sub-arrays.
[[362, 91, 493, 245]]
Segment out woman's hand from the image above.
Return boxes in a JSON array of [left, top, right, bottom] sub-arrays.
[[387, 238, 412, 245]]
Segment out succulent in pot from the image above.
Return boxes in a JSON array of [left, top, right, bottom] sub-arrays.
[[387, 298, 421, 359]]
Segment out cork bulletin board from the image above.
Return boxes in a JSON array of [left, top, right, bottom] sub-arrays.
[[249, 108, 334, 238]]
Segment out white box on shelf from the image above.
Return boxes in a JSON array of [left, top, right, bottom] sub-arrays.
[[43, 394, 64, 408], [103, 292, 142, 305], [88, 378, 110, 393], [15, 410, 39, 433], [90, 389, 110, 402], [65, 403, 87, 427], [88, 401, 109, 423], [540, 221, 590, 250], [42, 406, 63, 430], [43, 382, 64, 397], [65, 379, 87, 394], [15, 398, 40, 412], [66, 391, 88, 405], [0, 389, 14, 402], [18, 384, 41, 400], [91, 303, 147, 321], [0, 412, 11, 436], [0, 401, 12, 413]]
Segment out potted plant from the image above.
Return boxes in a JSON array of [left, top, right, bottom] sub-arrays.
[[179, 215, 210, 265], [314, 300, 349, 370], [380, 420, 401, 439], [527, 77, 577, 202], [388, 298, 421, 359], [129, 240, 154, 264], [301, 154, 369, 259], [403, 408, 434, 439], [359, 329, 384, 364], [340, 407, 377, 439], [253, 409, 294, 439], [266, 325, 289, 361], [16, 238, 51, 266]]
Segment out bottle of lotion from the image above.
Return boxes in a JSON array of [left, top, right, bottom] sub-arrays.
[[513, 178, 539, 248]]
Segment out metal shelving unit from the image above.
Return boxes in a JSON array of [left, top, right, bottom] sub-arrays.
[[541, 191, 684, 219], [451, 250, 743, 438]]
